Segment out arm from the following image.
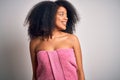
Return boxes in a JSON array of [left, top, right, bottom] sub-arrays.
[[72, 35, 85, 80], [29, 39, 38, 80]]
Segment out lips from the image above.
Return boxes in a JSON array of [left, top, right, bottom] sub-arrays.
[[62, 21, 67, 26]]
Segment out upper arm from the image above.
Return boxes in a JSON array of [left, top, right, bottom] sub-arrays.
[[72, 35, 83, 69], [29, 39, 38, 79], [72, 35, 85, 80]]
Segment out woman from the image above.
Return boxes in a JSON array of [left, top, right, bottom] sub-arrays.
[[25, 0, 85, 80]]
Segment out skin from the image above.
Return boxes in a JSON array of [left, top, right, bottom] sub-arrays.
[[30, 6, 85, 80]]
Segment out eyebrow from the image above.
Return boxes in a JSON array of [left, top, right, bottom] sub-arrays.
[[57, 11, 67, 14]]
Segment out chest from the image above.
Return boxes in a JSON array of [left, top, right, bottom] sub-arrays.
[[36, 37, 73, 52]]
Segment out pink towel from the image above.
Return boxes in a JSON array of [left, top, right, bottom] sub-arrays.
[[36, 48, 78, 80]]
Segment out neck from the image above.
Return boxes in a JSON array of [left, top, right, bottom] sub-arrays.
[[52, 29, 62, 39]]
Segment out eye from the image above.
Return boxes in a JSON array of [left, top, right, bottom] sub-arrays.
[[59, 13, 64, 16]]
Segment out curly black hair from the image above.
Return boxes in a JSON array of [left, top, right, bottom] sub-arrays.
[[25, 0, 79, 40]]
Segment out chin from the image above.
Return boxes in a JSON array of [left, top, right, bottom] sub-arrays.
[[56, 25, 66, 30], [60, 27, 66, 30]]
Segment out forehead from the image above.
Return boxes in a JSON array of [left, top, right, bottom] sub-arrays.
[[57, 6, 67, 13]]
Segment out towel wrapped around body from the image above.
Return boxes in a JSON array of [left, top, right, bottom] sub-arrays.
[[36, 48, 78, 80]]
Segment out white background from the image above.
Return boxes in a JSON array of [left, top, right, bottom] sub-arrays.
[[0, 0, 120, 80]]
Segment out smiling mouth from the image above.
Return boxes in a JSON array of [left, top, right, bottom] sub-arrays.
[[62, 21, 67, 26]]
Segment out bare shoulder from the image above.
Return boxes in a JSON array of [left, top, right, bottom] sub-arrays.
[[63, 33, 80, 47], [67, 33, 79, 43], [69, 34, 78, 39], [29, 37, 41, 52]]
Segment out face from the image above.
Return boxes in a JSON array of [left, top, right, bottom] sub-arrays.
[[55, 6, 68, 30]]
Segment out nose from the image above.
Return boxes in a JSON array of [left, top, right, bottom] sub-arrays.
[[64, 16, 68, 21]]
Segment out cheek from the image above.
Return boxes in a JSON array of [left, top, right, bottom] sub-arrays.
[[55, 17, 61, 26]]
